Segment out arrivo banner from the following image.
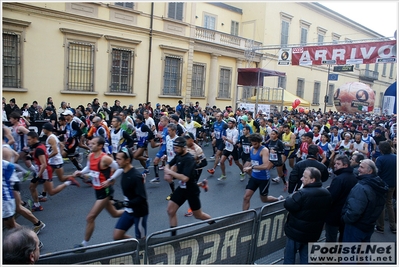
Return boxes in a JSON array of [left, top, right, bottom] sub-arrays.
[[291, 40, 397, 66]]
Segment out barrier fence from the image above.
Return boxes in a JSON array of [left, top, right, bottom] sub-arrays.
[[37, 201, 288, 264]]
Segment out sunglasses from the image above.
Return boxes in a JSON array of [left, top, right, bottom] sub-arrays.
[[119, 147, 131, 159]]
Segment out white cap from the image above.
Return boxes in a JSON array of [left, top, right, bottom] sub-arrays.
[[62, 110, 73, 116]]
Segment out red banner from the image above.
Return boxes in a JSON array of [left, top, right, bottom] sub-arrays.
[[291, 40, 396, 66]]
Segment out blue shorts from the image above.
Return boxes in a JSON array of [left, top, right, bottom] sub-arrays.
[[156, 145, 166, 159], [115, 211, 148, 239]]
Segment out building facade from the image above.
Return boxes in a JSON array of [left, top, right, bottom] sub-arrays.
[[2, 2, 396, 112]]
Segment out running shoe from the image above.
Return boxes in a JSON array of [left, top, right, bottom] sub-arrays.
[[67, 176, 80, 187], [209, 155, 215, 160], [166, 193, 173, 201], [272, 177, 280, 183], [198, 179, 208, 192], [375, 226, 384, 234], [145, 158, 152, 169], [159, 165, 165, 170], [150, 177, 160, 184], [217, 175, 227, 181], [73, 244, 87, 253], [22, 171, 31, 182], [240, 172, 246, 181], [143, 169, 150, 174], [277, 195, 284, 201], [185, 208, 193, 217], [33, 221, 46, 235], [27, 199, 33, 210], [228, 156, 233, 166], [38, 194, 47, 202], [207, 169, 215, 175], [204, 143, 209, 147], [32, 205, 44, 212]]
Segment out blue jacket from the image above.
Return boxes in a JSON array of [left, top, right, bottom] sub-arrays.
[[342, 174, 388, 232], [375, 153, 397, 187]]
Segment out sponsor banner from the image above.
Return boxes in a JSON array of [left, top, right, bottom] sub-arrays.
[[239, 103, 271, 118], [291, 40, 397, 66], [309, 242, 395, 264], [146, 211, 257, 264]]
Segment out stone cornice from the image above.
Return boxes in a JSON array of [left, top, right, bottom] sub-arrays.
[[104, 35, 142, 45], [3, 17, 31, 28], [60, 28, 103, 39], [159, 45, 189, 53]]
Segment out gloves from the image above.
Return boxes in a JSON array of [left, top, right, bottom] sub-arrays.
[[113, 200, 130, 210]]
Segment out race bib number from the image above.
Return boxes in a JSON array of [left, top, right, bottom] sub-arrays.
[[243, 145, 250, 154], [251, 160, 260, 173], [269, 152, 278, 161], [215, 131, 221, 139], [89, 171, 101, 186], [179, 180, 186, 189], [225, 141, 233, 151]]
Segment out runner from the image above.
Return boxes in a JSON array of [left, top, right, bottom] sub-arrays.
[[207, 112, 227, 175]]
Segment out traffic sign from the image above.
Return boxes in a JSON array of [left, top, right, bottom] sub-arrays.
[[333, 65, 354, 72], [322, 60, 336, 64]]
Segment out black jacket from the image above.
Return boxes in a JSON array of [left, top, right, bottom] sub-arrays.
[[325, 167, 358, 226], [288, 157, 329, 193], [342, 174, 388, 232], [284, 182, 332, 243]]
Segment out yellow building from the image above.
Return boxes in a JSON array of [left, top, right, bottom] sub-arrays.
[[2, 2, 396, 112]]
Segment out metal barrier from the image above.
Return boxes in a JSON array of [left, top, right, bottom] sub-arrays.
[[145, 210, 258, 264], [37, 238, 140, 265], [252, 200, 288, 264]]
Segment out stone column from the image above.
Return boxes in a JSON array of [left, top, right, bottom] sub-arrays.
[[233, 58, 244, 109], [207, 53, 219, 107]]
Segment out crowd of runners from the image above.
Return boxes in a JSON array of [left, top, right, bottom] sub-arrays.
[[2, 96, 397, 259]]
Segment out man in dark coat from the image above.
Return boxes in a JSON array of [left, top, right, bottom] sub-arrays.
[[288, 144, 329, 193], [5, 98, 20, 120], [325, 155, 358, 242], [342, 159, 388, 242], [284, 166, 332, 264]]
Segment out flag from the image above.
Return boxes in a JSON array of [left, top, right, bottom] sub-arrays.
[[328, 74, 338, 81]]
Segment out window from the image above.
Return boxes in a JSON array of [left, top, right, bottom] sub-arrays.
[[313, 82, 320, 105], [317, 34, 324, 45], [163, 55, 182, 96], [300, 27, 308, 45], [382, 63, 387, 76], [204, 14, 216, 30], [110, 48, 133, 93], [168, 2, 183, 21], [231, 21, 239, 36], [296, 78, 304, 98], [281, 20, 289, 46], [191, 63, 205, 97], [3, 32, 21, 88], [389, 63, 394, 78], [380, 92, 384, 107], [278, 76, 286, 89], [328, 84, 334, 105], [67, 42, 94, 92], [115, 2, 134, 9], [218, 68, 231, 98]]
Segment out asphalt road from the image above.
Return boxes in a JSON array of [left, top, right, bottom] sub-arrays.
[[14, 144, 395, 255]]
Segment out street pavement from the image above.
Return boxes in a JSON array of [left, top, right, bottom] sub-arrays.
[[14, 144, 396, 255]]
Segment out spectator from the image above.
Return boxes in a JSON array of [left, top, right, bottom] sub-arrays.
[[57, 101, 68, 117], [3, 227, 41, 264], [5, 98, 19, 120], [375, 141, 397, 234], [97, 102, 111, 124], [341, 159, 388, 242], [91, 98, 100, 113], [283, 167, 331, 264], [350, 152, 365, 176], [110, 100, 123, 121], [289, 144, 329, 193], [146, 102, 154, 118], [176, 100, 183, 118], [46, 96, 55, 109], [44, 107, 57, 126], [28, 101, 39, 122], [325, 155, 358, 242]]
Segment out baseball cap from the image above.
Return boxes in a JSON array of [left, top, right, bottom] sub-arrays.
[[62, 110, 73, 116], [184, 132, 195, 140], [156, 103, 160, 106], [42, 122, 54, 131], [229, 117, 236, 123], [173, 136, 187, 147], [303, 132, 314, 139], [241, 115, 248, 122], [375, 129, 382, 134]]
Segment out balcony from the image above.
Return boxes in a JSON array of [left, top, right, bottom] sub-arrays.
[[359, 69, 379, 82], [195, 27, 262, 50]]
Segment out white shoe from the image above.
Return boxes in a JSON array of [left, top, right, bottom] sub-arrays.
[[272, 177, 280, 183], [277, 195, 284, 201], [217, 175, 227, 181]]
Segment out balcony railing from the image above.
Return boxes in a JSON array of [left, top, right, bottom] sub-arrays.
[[359, 69, 379, 82], [195, 27, 262, 49]]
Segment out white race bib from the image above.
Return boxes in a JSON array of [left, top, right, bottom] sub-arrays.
[[89, 171, 101, 186]]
